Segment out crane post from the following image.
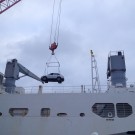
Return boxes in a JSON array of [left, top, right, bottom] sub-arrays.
[[4, 59, 42, 93]]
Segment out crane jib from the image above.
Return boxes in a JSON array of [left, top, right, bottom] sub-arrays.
[[0, 0, 21, 14]]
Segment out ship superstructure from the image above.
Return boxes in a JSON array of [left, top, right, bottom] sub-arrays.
[[0, 51, 135, 135]]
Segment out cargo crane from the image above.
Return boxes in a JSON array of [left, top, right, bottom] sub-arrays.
[[0, 0, 21, 14], [4, 59, 42, 93]]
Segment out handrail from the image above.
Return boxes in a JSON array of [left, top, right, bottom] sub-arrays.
[[1, 84, 135, 94]]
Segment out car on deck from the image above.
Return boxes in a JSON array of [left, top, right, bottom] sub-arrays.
[[41, 73, 64, 83]]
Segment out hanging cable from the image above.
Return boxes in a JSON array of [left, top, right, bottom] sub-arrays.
[[49, 0, 63, 44], [54, 0, 63, 43], [49, 0, 56, 46], [49, 0, 63, 56], [44, 0, 63, 76], [44, 54, 60, 75], [57, 0, 62, 43]]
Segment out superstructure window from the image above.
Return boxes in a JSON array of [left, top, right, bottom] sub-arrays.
[[92, 103, 115, 118], [41, 108, 50, 117], [57, 113, 67, 117], [116, 103, 132, 118], [9, 108, 28, 117]]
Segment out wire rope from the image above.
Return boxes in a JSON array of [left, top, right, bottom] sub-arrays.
[[56, 0, 62, 43], [45, 0, 63, 75], [54, 0, 63, 43], [49, 0, 56, 46]]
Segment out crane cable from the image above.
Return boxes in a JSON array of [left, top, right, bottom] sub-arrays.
[[45, 0, 63, 75], [54, 0, 62, 43], [49, 0, 63, 46], [49, 0, 56, 46]]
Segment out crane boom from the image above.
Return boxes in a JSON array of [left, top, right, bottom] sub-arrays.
[[0, 0, 21, 14], [17, 63, 41, 82]]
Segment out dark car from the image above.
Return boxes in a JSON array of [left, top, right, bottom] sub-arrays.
[[41, 73, 64, 83]]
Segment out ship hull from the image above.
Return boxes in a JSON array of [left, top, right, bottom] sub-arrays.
[[0, 91, 135, 135]]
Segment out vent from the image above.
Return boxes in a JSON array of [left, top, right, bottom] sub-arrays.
[[116, 103, 132, 118]]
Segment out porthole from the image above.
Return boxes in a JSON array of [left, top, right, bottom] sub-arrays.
[[57, 113, 67, 117], [9, 108, 28, 117], [41, 108, 50, 117], [80, 113, 85, 117], [0, 112, 2, 116]]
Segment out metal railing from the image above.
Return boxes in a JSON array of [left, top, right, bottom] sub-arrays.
[[1, 83, 135, 94], [18, 85, 107, 94]]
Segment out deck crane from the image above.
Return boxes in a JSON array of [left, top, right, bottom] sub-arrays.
[[4, 59, 42, 93], [0, 0, 21, 14]]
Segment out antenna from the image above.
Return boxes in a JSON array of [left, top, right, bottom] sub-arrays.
[[90, 50, 101, 93]]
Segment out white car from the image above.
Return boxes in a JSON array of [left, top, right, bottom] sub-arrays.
[[41, 73, 64, 83]]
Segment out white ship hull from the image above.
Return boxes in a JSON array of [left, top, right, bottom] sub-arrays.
[[0, 89, 135, 135]]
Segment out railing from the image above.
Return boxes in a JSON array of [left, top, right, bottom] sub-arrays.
[[1, 83, 135, 94], [24, 83, 135, 94], [18, 85, 108, 94], [0, 85, 107, 94]]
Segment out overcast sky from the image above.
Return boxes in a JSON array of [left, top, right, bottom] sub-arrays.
[[0, 0, 135, 89]]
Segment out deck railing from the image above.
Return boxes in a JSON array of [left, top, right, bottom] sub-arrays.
[[1, 83, 135, 94]]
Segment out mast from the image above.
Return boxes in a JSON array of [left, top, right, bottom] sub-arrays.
[[90, 50, 101, 93]]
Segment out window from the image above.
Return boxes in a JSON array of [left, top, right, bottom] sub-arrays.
[[116, 103, 132, 118], [92, 103, 115, 118], [0, 112, 2, 116], [57, 113, 67, 117], [80, 113, 85, 117], [41, 108, 50, 117], [9, 108, 28, 117]]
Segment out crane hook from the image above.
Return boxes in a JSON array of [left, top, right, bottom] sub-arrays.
[[49, 42, 58, 55]]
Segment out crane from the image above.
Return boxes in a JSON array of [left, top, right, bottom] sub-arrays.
[[4, 59, 42, 93], [0, 0, 21, 14]]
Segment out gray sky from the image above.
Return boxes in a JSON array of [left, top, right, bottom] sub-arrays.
[[0, 0, 135, 88]]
